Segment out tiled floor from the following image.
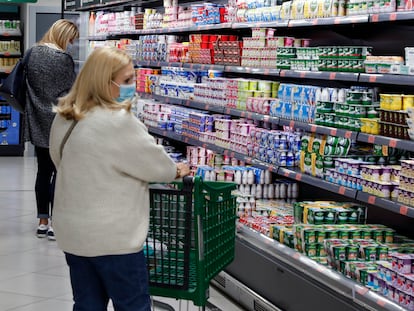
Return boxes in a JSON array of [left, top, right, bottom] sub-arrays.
[[0, 156, 246, 311]]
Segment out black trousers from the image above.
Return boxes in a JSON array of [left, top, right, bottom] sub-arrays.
[[34, 146, 56, 219]]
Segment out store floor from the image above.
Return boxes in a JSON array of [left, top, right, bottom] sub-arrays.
[[0, 156, 246, 311]]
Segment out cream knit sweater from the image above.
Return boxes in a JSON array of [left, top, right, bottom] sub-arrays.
[[49, 107, 177, 257]]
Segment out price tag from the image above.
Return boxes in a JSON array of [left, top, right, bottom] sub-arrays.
[[284, 170, 290, 177], [280, 71, 286, 77], [241, 111, 246, 117], [338, 186, 346, 195], [202, 143, 207, 148], [190, 63, 194, 70], [263, 115, 270, 122], [268, 165, 274, 171], [400, 205, 408, 216], [184, 137, 189, 143], [345, 131, 352, 139], [388, 139, 397, 148], [231, 152, 235, 157], [329, 72, 336, 80], [371, 14, 379, 22], [367, 135, 376, 144], [245, 157, 252, 163], [357, 287, 369, 295], [369, 75, 377, 83], [300, 72, 306, 78], [205, 104, 210, 110], [295, 173, 302, 181], [225, 108, 231, 114], [334, 18, 341, 24], [200, 65, 205, 70], [312, 19, 318, 25], [377, 299, 386, 307], [289, 120, 295, 128], [162, 131, 167, 136], [247, 112, 253, 119], [330, 128, 337, 136], [264, 68, 270, 75], [293, 252, 301, 259], [4, 52, 10, 57], [310, 124, 317, 132], [390, 12, 397, 21], [368, 196, 376, 205]]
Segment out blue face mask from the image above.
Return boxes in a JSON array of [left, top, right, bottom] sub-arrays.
[[112, 81, 136, 102]]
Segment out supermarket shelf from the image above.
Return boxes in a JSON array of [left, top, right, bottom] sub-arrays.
[[278, 118, 358, 140], [226, 226, 407, 311], [358, 73, 414, 86], [356, 192, 414, 218], [357, 132, 414, 152], [232, 20, 289, 29], [147, 126, 183, 142], [280, 70, 360, 82], [181, 99, 225, 113], [287, 15, 369, 27], [223, 107, 279, 124], [225, 65, 280, 76], [370, 11, 414, 23], [147, 122, 414, 218], [278, 167, 358, 199]]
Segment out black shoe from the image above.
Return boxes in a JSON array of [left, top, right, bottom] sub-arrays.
[[37, 224, 48, 238]]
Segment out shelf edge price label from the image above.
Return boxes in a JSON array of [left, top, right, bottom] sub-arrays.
[[268, 165, 274, 172], [202, 143, 207, 149], [264, 68, 270, 75], [231, 152, 235, 158], [345, 131, 352, 139], [312, 19, 318, 25], [329, 72, 336, 80], [295, 173, 302, 181], [289, 120, 295, 128], [293, 252, 301, 259], [368, 196, 376, 205], [388, 139, 397, 148], [338, 186, 346, 195], [205, 104, 210, 110], [356, 286, 369, 295], [284, 170, 290, 177], [376, 299, 387, 307], [300, 71, 306, 78], [263, 115, 270, 122], [241, 111, 246, 117], [245, 157, 252, 163], [367, 135, 376, 144], [400, 205, 408, 216], [334, 18, 341, 24], [390, 12, 397, 21], [310, 124, 317, 132], [369, 75, 377, 83], [330, 128, 337, 136], [371, 14, 379, 22], [280, 70, 286, 77], [225, 108, 231, 114]]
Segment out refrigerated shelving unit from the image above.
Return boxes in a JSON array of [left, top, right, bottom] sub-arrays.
[[67, 1, 414, 310]]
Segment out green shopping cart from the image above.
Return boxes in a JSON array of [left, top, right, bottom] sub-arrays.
[[145, 176, 237, 310]]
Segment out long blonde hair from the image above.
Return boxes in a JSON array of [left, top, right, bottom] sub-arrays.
[[56, 47, 133, 120], [39, 19, 79, 50]]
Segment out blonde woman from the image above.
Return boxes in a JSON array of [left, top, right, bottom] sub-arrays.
[[49, 47, 190, 311], [25, 19, 79, 240]]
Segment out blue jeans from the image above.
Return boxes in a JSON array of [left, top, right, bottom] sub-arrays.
[[65, 251, 151, 311]]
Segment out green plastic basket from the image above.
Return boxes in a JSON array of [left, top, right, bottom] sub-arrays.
[[145, 176, 237, 307]]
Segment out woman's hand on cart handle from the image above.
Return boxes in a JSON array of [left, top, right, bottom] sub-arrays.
[[175, 162, 191, 179]]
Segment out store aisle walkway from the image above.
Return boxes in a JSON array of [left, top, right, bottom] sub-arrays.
[[0, 156, 245, 311]]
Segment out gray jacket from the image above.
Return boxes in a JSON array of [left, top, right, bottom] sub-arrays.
[[25, 45, 76, 148]]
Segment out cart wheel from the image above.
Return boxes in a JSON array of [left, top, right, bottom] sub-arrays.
[[152, 299, 175, 311]]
